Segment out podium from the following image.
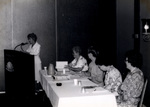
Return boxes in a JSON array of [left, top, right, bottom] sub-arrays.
[[4, 49, 35, 100]]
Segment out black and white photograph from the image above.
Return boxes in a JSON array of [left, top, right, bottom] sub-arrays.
[[0, 0, 149, 107]]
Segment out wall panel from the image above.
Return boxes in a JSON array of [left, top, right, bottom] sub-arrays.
[[0, 0, 56, 91], [0, 0, 12, 91], [57, 0, 116, 65]]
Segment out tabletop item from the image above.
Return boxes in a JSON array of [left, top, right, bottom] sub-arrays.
[[83, 86, 97, 89], [44, 66, 47, 71], [78, 80, 82, 86], [74, 79, 78, 86], [48, 63, 55, 75], [56, 83, 62, 86], [44, 66, 47, 75], [54, 75, 70, 80], [56, 61, 68, 71], [63, 69, 66, 74], [81, 87, 86, 93]]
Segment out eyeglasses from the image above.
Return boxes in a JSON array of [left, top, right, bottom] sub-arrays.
[[124, 59, 128, 62]]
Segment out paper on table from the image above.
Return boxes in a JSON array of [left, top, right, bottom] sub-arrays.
[[56, 61, 68, 71], [87, 87, 109, 93], [54, 75, 70, 80], [83, 86, 97, 89]]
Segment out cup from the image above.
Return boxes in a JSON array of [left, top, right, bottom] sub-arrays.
[[63, 69, 66, 74], [81, 87, 86, 93], [74, 79, 78, 86], [78, 81, 82, 86], [44, 66, 47, 71], [44, 66, 47, 75]]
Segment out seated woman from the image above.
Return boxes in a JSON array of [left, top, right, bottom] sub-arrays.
[[65, 46, 88, 74], [117, 50, 144, 107], [86, 46, 104, 86], [99, 60, 122, 96]]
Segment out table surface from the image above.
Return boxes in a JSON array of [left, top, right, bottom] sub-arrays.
[[40, 70, 118, 107]]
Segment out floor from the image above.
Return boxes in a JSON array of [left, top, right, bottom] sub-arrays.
[[0, 91, 52, 107]]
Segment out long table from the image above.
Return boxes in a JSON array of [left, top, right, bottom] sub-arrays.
[[40, 70, 118, 107]]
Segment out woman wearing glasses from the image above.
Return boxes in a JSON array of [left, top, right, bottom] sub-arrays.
[[117, 50, 144, 107]]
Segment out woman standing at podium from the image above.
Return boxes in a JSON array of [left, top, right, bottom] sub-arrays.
[[26, 33, 42, 86]]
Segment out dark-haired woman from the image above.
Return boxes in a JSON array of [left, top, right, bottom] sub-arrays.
[[87, 48, 104, 86], [117, 50, 144, 107], [100, 64, 122, 96], [26, 33, 42, 84]]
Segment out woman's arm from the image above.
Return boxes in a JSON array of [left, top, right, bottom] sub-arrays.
[[27, 43, 41, 55], [68, 65, 83, 72]]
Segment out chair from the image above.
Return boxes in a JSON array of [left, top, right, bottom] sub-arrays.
[[138, 78, 148, 107]]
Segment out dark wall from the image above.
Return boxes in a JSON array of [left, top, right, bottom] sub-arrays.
[[117, 0, 150, 106], [140, 0, 150, 106], [57, 0, 116, 65], [116, 0, 135, 77]]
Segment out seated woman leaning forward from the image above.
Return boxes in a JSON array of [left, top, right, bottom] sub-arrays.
[[99, 61, 122, 96]]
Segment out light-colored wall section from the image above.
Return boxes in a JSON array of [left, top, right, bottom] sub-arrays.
[[0, 0, 56, 91], [0, 0, 12, 91], [13, 0, 56, 67]]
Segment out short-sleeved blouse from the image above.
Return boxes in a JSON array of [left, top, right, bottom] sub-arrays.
[[71, 56, 88, 71]]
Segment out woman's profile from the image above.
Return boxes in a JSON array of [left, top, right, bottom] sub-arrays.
[[26, 33, 42, 85]]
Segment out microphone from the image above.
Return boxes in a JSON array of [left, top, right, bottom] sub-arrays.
[[14, 42, 28, 50], [20, 42, 28, 45]]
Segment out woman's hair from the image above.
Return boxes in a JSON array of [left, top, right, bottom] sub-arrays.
[[27, 33, 37, 42], [72, 46, 82, 55], [125, 50, 143, 68], [88, 46, 99, 58], [88, 46, 100, 64]]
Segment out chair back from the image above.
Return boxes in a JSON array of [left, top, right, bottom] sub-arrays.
[[138, 78, 148, 107]]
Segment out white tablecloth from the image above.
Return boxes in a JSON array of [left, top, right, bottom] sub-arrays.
[[40, 70, 118, 107]]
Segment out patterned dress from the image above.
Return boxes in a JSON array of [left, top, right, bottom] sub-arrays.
[[104, 65, 122, 94], [117, 67, 144, 107]]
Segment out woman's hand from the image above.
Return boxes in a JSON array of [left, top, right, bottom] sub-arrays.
[[64, 65, 69, 68]]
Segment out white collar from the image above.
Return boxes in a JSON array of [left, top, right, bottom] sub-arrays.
[[130, 67, 137, 73]]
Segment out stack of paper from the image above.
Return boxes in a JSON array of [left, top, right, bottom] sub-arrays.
[[54, 75, 70, 80], [56, 61, 68, 71]]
